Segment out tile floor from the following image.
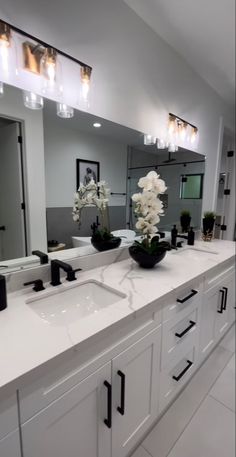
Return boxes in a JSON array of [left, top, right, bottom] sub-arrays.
[[132, 324, 235, 457]]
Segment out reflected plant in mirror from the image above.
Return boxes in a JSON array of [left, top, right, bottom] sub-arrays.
[[72, 180, 121, 251]]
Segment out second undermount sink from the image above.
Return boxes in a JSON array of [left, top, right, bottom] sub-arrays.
[[175, 246, 219, 260], [26, 280, 126, 326]]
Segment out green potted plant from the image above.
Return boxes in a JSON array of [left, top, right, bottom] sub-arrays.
[[129, 170, 170, 268], [180, 210, 191, 233], [202, 211, 216, 240], [72, 179, 121, 251]]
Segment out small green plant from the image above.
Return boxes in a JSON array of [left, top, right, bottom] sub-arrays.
[[132, 236, 170, 255], [91, 227, 114, 242], [203, 211, 216, 219], [181, 210, 191, 216]]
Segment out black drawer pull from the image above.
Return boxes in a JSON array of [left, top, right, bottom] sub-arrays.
[[177, 289, 198, 304], [117, 370, 126, 416], [104, 381, 112, 429], [222, 287, 228, 310], [172, 360, 193, 382], [175, 320, 196, 338], [218, 289, 224, 313]]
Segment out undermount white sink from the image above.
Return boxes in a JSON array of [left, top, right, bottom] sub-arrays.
[[26, 280, 126, 326]]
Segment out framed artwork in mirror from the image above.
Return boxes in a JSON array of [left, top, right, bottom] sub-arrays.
[[76, 159, 100, 189]]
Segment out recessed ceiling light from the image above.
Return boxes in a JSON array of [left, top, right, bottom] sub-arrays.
[[93, 122, 101, 128]]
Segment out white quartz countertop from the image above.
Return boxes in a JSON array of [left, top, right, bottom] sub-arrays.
[[0, 240, 235, 392]]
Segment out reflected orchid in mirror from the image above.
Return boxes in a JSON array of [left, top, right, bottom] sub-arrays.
[[72, 179, 110, 226]]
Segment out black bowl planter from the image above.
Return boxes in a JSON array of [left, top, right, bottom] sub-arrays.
[[202, 218, 215, 240], [91, 236, 121, 252], [180, 215, 191, 233], [129, 245, 167, 269]]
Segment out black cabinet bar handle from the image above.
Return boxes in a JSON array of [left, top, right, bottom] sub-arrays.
[[218, 289, 224, 313], [222, 287, 228, 310], [175, 320, 196, 338], [117, 370, 126, 416], [172, 360, 193, 382], [177, 289, 198, 304], [104, 381, 112, 429]]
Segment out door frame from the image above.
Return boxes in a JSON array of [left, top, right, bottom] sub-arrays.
[[0, 115, 28, 257]]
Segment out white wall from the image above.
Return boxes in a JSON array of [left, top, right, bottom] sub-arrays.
[[1, 0, 235, 220], [43, 112, 127, 208], [0, 85, 47, 252]]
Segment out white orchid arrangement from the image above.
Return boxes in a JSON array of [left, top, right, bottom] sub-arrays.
[[131, 171, 170, 254], [72, 179, 110, 228], [72, 179, 114, 241]]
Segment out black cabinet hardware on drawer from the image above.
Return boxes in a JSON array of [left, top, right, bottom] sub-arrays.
[[177, 289, 198, 304], [222, 287, 228, 310], [172, 360, 193, 382], [218, 289, 225, 313], [175, 320, 196, 338], [117, 370, 126, 416], [104, 381, 112, 429]]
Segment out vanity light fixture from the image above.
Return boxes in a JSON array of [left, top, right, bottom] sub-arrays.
[[0, 19, 92, 101], [144, 134, 156, 145], [57, 103, 74, 118], [23, 90, 44, 109], [168, 113, 198, 146], [0, 81, 4, 97], [93, 122, 101, 128]]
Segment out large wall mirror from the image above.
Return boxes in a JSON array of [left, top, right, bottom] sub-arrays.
[[0, 83, 205, 272]]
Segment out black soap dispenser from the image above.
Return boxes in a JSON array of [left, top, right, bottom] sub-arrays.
[[187, 227, 195, 246], [171, 224, 178, 247], [0, 275, 7, 311]]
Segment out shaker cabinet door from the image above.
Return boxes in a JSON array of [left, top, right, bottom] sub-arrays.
[[111, 327, 161, 457], [21, 362, 111, 457]]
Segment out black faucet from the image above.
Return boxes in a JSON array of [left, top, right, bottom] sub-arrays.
[[32, 250, 49, 265], [0, 275, 7, 311], [50, 260, 81, 286]]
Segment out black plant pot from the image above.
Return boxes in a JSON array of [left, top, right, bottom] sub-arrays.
[[91, 236, 121, 252], [202, 218, 215, 237], [180, 215, 191, 233], [129, 245, 167, 269]]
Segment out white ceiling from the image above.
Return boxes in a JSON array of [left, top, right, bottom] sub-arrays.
[[123, 0, 235, 106]]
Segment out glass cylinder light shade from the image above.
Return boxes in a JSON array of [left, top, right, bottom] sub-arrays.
[[56, 103, 74, 118], [0, 81, 4, 97], [79, 66, 92, 107], [144, 134, 156, 145], [157, 138, 166, 149], [0, 21, 17, 79], [190, 127, 198, 144], [23, 91, 44, 110], [40, 47, 62, 96]]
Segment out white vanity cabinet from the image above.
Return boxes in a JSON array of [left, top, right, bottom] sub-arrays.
[[20, 326, 161, 457], [0, 431, 21, 457], [199, 264, 235, 360], [0, 394, 21, 457]]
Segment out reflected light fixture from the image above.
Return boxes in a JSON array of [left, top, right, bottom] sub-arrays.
[[157, 138, 166, 149], [0, 81, 4, 97], [168, 113, 198, 147], [93, 122, 101, 128], [23, 91, 44, 109], [144, 134, 156, 145], [0, 20, 11, 74], [57, 103, 74, 118]]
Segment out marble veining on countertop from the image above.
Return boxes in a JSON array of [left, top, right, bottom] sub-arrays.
[[0, 240, 235, 392]]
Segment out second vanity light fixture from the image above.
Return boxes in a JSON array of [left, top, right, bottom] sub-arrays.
[[0, 19, 92, 117], [168, 113, 198, 145]]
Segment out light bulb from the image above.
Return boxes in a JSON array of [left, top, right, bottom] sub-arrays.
[[179, 122, 188, 141], [144, 134, 156, 145], [168, 115, 176, 135], [40, 47, 62, 96], [57, 103, 74, 118], [23, 91, 44, 110], [0, 81, 4, 97], [190, 127, 198, 144], [93, 122, 101, 128], [0, 21, 11, 75], [80, 66, 92, 103]]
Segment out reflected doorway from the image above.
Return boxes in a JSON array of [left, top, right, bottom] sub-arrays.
[[0, 117, 27, 261]]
